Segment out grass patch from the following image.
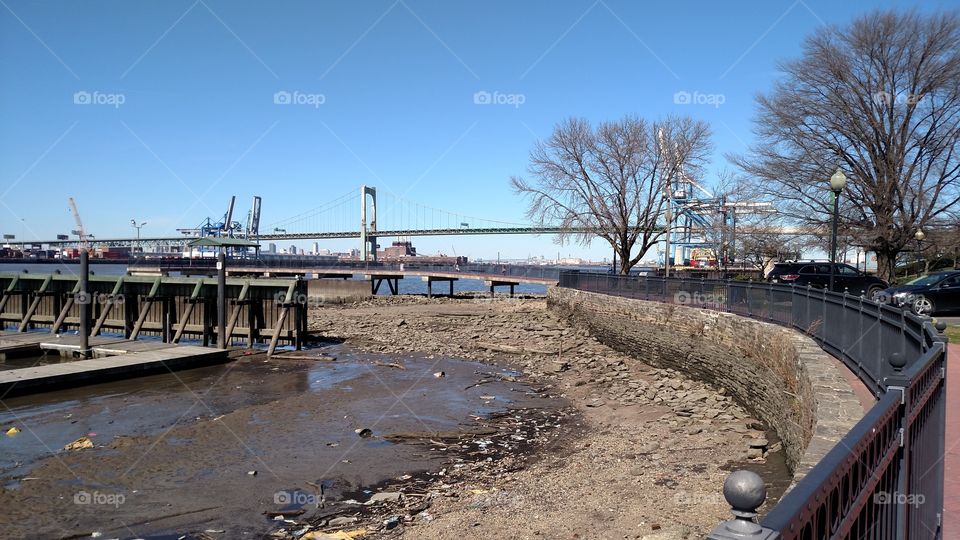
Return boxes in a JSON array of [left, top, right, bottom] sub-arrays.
[[945, 325, 960, 343]]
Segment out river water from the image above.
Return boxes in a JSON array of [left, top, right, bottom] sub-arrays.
[[0, 262, 549, 295]]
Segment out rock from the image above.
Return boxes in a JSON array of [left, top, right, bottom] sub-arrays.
[[747, 447, 764, 459], [747, 438, 769, 449], [327, 516, 358, 526], [367, 491, 403, 504], [64, 436, 94, 451], [550, 362, 569, 373]]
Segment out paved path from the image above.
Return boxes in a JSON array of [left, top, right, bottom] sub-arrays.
[[945, 343, 958, 537]]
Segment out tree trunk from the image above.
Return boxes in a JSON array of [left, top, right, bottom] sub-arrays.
[[616, 242, 632, 275], [875, 250, 898, 284]]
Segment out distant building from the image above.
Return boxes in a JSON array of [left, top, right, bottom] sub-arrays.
[[268, 243, 276, 253], [289, 245, 297, 255], [312, 242, 319, 255]]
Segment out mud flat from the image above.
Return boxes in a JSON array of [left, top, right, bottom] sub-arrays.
[[308, 295, 792, 540], [0, 343, 563, 539]]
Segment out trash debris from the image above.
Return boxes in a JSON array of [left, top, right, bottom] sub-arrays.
[[355, 428, 372, 438], [374, 361, 405, 370], [383, 515, 400, 530], [64, 437, 93, 451], [366, 491, 402, 504], [302, 529, 366, 539], [6, 426, 20, 436], [248, 470, 258, 476], [327, 516, 359, 527], [433, 371, 445, 378]]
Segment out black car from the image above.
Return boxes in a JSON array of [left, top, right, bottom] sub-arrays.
[[766, 261, 888, 296], [877, 270, 960, 315]]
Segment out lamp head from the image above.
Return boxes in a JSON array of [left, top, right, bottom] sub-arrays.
[[830, 168, 847, 192], [915, 229, 925, 241]]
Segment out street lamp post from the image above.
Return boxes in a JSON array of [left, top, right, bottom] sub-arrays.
[[828, 168, 847, 292], [915, 229, 925, 276], [130, 219, 146, 252]]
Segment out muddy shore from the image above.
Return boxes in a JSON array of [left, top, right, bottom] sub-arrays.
[[308, 295, 791, 540], [0, 294, 790, 540]]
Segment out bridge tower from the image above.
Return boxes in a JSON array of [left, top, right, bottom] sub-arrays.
[[359, 185, 377, 262]]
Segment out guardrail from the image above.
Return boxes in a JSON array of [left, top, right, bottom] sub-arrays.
[[557, 271, 948, 539]]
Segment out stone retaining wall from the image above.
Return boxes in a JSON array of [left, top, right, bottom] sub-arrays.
[[548, 287, 865, 479]]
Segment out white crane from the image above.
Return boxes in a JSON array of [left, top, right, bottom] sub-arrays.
[[68, 197, 89, 251]]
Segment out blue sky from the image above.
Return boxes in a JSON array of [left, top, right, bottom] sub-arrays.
[[1, 0, 953, 261]]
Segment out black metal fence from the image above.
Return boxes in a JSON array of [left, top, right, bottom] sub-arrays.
[[557, 271, 947, 539]]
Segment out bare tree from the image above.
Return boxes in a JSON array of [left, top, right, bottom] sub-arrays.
[[731, 10, 960, 282], [511, 115, 712, 274]]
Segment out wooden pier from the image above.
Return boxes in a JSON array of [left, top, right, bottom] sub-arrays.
[[0, 272, 307, 354], [0, 333, 228, 397]]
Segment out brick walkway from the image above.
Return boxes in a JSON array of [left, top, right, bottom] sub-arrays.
[[945, 344, 958, 537]]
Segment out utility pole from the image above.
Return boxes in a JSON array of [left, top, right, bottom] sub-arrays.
[[217, 251, 226, 349]]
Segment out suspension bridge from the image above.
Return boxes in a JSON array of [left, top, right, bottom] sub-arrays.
[[10, 184, 785, 263]]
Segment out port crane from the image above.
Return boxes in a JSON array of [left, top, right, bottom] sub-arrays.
[[68, 197, 90, 251]]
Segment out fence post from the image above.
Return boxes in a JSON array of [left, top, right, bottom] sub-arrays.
[[746, 280, 753, 317], [706, 470, 780, 539]]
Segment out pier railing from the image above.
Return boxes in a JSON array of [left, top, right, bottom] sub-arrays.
[[0, 272, 307, 354], [557, 271, 947, 539], [130, 256, 566, 281]]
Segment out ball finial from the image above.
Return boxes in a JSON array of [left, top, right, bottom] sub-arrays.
[[888, 352, 907, 370], [934, 321, 947, 333], [723, 470, 767, 518]]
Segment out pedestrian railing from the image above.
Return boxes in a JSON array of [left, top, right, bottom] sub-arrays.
[[557, 271, 948, 539]]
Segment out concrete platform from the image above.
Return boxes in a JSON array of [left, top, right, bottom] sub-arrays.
[[0, 333, 230, 398]]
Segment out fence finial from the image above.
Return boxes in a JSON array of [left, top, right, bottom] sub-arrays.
[[889, 352, 907, 372], [706, 470, 780, 539]]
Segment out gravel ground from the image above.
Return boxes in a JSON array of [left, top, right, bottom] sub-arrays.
[[306, 295, 791, 540]]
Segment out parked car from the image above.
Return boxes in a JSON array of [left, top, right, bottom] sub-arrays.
[[877, 270, 960, 315], [766, 261, 888, 296]]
